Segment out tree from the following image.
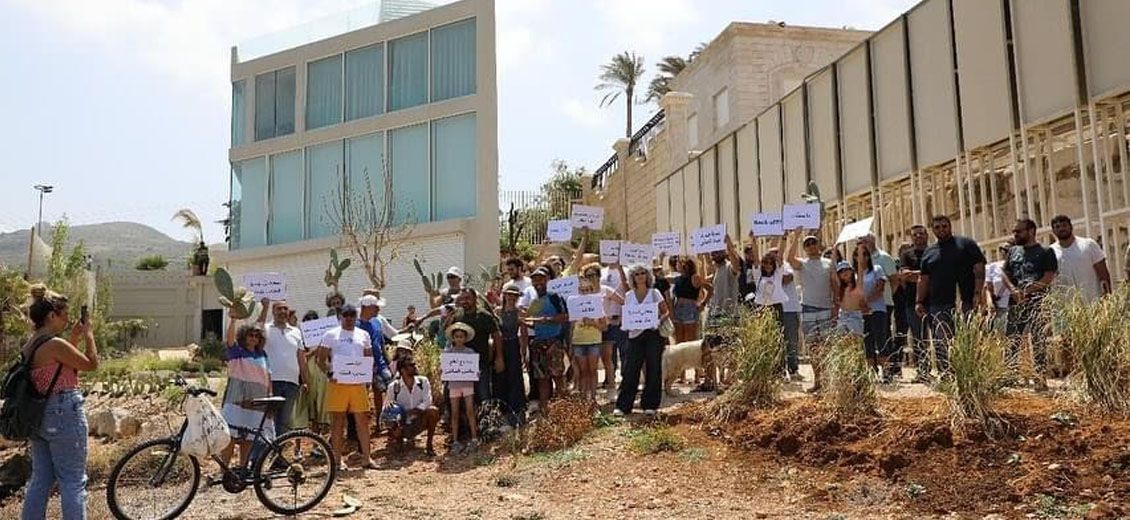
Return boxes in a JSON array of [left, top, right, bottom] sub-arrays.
[[172, 208, 204, 243], [595, 51, 646, 137], [644, 42, 708, 104], [326, 163, 414, 291], [0, 267, 29, 358]]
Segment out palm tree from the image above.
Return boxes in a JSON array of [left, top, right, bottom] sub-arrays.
[[645, 42, 709, 104], [595, 51, 646, 137], [172, 209, 204, 243]]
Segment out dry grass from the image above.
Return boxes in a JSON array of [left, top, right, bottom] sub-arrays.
[[412, 338, 444, 398], [526, 397, 595, 453], [1049, 286, 1130, 415], [709, 307, 784, 422], [819, 332, 877, 417], [937, 313, 1009, 433]]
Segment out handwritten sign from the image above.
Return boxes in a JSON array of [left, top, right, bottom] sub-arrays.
[[547, 275, 580, 297], [299, 316, 339, 347], [651, 232, 681, 255], [570, 204, 604, 229], [242, 272, 286, 301], [619, 243, 654, 266], [622, 302, 660, 331], [835, 216, 875, 245], [547, 219, 572, 242], [567, 294, 605, 321], [440, 352, 480, 381], [782, 203, 821, 230], [751, 213, 785, 237], [331, 355, 373, 384], [690, 224, 727, 254], [600, 240, 622, 264]]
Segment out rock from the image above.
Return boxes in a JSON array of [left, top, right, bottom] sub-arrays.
[[88, 407, 141, 439]]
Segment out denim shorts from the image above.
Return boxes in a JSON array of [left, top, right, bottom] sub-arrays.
[[572, 343, 601, 357], [838, 310, 865, 335], [673, 300, 700, 325]]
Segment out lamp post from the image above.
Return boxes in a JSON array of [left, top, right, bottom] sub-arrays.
[[33, 184, 54, 238]]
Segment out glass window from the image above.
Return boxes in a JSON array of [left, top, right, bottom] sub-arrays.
[[388, 32, 428, 111], [232, 80, 246, 146], [275, 67, 296, 136], [232, 157, 267, 249], [346, 132, 386, 214], [389, 123, 430, 223], [345, 44, 385, 121], [268, 150, 304, 245], [432, 113, 476, 220], [253, 67, 296, 140], [714, 87, 730, 129], [306, 140, 345, 239], [431, 19, 476, 101], [306, 55, 343, 130]]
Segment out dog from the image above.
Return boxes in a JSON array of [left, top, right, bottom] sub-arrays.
[[662, 339, 704, 395]]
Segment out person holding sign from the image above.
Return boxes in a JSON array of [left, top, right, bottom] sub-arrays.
[[671, 257, 708, 347], [785, 231, 838, 390], [494, 284, 529, 425], [315, 304, 377, 471], [255, 298, 307, 436], [571, 276, 610, 402], [701, 235, 743, 392], [220, 314, 273, 471], [523, 267, 570, 406], [443, 323, 481, 454], [615, 264, 670, 417]]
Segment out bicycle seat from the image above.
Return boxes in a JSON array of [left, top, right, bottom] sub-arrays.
[[250, 396, 288, 407]]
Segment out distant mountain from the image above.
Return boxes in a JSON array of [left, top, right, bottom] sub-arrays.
[[0, 222, 206, 272]]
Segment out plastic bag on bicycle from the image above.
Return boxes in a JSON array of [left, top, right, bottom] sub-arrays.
[[182, 395, 231, 458]]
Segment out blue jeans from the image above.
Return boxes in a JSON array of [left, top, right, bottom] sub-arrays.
[[23, 390, 87, 520], [271, 380, 300, 435]]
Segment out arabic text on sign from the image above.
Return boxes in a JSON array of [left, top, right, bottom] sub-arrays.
[[622, 302, 660, 331], [567, 294, 605, 320], [332, 355, 373, 384], [440, 352, 480, 381]]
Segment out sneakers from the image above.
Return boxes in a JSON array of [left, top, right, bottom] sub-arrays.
[[612, 409, 626, 417], [449, 442, 464, 455], [643, 409, 657, 417]]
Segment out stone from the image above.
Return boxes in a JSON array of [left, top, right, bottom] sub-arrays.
[[87, 407, 141, 439]]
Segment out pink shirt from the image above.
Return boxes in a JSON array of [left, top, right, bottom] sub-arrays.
[[31, 362, 78, 394]]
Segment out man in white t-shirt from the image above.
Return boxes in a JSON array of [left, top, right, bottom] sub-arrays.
[[316, 304, 376, 470], [504, 257, 533, 294], [1050, 215, 1111, 302], [255, 298, 307, 435]]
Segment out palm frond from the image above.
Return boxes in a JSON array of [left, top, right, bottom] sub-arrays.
[[171, 208, 204, 242]]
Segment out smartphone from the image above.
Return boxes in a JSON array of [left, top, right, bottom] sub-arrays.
[[80, 305, 89, 325]]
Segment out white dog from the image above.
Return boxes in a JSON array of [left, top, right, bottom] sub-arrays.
[[662, 339, 704, 395]]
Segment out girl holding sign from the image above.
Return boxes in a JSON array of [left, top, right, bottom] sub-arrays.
[[572, 276, 610, 402], [444, 323, 481, 454]]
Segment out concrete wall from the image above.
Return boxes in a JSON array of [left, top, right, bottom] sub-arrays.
[[107, 272, 221, 348]]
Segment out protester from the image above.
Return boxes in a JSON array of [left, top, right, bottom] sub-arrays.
[[293, 311, 330, 432], [671, 256, 708, 347], [915, 215, 986, 377], [835, 262, 866, 336], [325, 292, 346, 318], [451, 288, 503, 402], [433, 267, 465, 307], [984, 242, 1013, 334], [571, 277, 609, 402], [748, 237, 789, 326], [316, 304, 377, 471], [402, 305, 419, 330], [701, 235, 742, 392], [495, 284, 529, 424], [860, 234, 899, 378], [382, 357, 439, 456], [890, 242, 911, 378], [21, 285, 97, 520], [615, 264, 670, 417], [256, 298, 307, 436], [287, 309, 299, 327], [898, 225, 931, 383], [853, 243, 892, 381], [597, 262, 627, 390], [779, 258, 801, 382], [1002, 218, 1058, 391], [444, 323, 481, 454], [221, 314, 273, 470], [785, 231, 837, 390], [357, 295, 395, 424], [504, 257, 533, 294], [523, 267, 569, 406], [1050, 215, 1111, 301]]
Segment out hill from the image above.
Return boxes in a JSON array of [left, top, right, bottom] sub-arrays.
[[0, 222, 200, 271]]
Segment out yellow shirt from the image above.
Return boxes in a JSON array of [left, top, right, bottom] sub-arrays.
[[571, 320, 602, 346]]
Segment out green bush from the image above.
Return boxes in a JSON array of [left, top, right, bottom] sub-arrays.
[[710, 307, 784, 421], [1051, 286, 1130, 414], [820, 332, 878, 416], [135, 255, 169, 271], [627, 426, 685, 455], [939, 313, 1009, 432], [199, 331, 226, 360]]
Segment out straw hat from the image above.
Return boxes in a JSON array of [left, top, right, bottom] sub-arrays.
[[445, 322, 475, 342]]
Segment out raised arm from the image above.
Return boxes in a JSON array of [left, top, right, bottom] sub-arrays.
[[225, 315, 240, 346], [724, 235, 741, 276], [786, 229, 803, 271], [256, 298, 270, 325], [568, 229, 589, 276]]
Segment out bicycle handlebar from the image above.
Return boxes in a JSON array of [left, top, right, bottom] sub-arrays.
[[171, 374, 217, 397]]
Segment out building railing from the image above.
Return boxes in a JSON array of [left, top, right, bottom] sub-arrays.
[[591, 110, 666, 190], [499, 189, 582, 245]]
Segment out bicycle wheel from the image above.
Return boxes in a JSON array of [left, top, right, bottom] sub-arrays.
[[107, 438, 201, 520], [253, 430, 337, 515]]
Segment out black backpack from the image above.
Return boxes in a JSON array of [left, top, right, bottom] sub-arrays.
[[0, 335, 62, 441]]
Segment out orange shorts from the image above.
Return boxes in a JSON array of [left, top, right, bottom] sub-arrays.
[[325, 382, 370, 414]]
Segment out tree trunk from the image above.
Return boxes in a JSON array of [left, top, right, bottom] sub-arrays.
[[625, 86, 634, 137]]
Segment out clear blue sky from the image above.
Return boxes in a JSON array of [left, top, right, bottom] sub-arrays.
[[0, 0, 914, 242]]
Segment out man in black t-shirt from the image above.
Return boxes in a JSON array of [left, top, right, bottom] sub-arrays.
[[451, 288, 503, 402], [1002, 218, 1057, 389], [914, 215, 986, 375]]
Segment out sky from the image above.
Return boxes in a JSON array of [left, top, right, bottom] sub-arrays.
[[0, 0, 916, 243]]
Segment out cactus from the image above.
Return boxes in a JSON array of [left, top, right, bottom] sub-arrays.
[[412, 258, 443, 297], [214, 267, 259, 320], [324, 248, 352, 291]]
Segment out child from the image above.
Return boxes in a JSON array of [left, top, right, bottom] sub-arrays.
[[835, 261, 866, 337], [444, 322, 480, 454], [571, 278, 609, 402]]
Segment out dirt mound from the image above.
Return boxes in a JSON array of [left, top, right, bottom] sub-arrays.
[[680, 394, 1130, 516]]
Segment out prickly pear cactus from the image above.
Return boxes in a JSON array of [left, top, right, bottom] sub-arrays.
[[214, 267, 259, 320], [324, 248, 352, 291], [412, 258, 443, 296]]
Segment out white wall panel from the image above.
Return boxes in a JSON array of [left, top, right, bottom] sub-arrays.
[[908, 0, 960, 166], [656, 178, 670, 232], [837, 46, 874, 195], [758, 107, 784, 211], [717, 136, 739, 236], [870, 19, 913, 179], [953, 0, 1012, 149], [700, 148, 719, 226], [684, 160, 702, 231], [1080, 0, 1130, 99], [736, 124, 760, 236], [669, 168, 686, 237], [782, 90, 808, 204], [1011, 0, 1076, 124], [807, 68, 840, 202]]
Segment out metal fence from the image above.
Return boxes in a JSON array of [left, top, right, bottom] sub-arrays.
[[499, 189, 582, 246]]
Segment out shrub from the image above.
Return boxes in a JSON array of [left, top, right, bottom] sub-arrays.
[[412, 338, 444, 398], [1051, 286, 1130, 414], [938, 313, 1008, 432], [527, 397, 594, 453], [709, 307, 784, 421], [627, 426, 685, 455], [199, 331, 226, 360], [135, 254, 169, 271], [819, 332, 877, 416]]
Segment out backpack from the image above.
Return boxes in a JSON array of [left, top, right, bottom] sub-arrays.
[[0, 335, 62, 441]]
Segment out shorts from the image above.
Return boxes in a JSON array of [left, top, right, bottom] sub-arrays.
[[601, 320, 624, 343], [448, 381, 474, 398], [673, 300, 700, 325], [325, 382, 370, 414], [837, 311, 865, 336], [572, 343, 601, 357], [801, 305, 834, 343], [529, 338, 565, 379]]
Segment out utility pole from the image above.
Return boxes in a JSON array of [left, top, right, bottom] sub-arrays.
[[33, 184, 53, 238]]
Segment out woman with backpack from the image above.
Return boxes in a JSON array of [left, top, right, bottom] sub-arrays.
[[21, 284, 99, 520]]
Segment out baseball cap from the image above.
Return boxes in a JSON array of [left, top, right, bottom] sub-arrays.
[[358, 295, 386, 308], [530, 267, 550, 278], [835, 261, 853, 272], [340, 304, 358, 316], [803, 235, 819, 246], [446, 266, 463, 279]]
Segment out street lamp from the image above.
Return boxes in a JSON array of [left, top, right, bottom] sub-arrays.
[[33, 184, 53, 238]]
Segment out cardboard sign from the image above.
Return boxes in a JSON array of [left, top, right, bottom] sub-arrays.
[[690, 224, 727, 254], [600, 240, 622, 264], [547, 219, 573, 242], [331, 355, 373, 384], [242, 272, 286, 301], [299, 316, 339, 347], [751, 213, 785, 237], [622, 302, 660, 331], [651, 232, 681, 255], [547, 275, 580, 297], [835, 216, 875, 245], [566, 294, 605, 321], [440, 352, 480, 381], [782, 203, 821, 230], [570, 204, 604, 229], [619, 242, 654, 266]]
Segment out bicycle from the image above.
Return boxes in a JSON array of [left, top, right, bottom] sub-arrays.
[[106, 375, 337, 520]]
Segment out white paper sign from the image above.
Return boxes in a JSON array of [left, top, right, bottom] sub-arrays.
[[690, 224, 727, 254], [619, 243, 654, 266], [567, 294, 605, 321], [440, 352, 480, 381], [622, 302, 660, 331], [751, 213, 785, 237], [782, 203, 822, 230], [331, 355, 373, 384], [547, 219, 573, 242], [651, 232, 681, 255], [570, 205, 604, 229], [547, 275, 580, 297], [299, 316, 340, 347], [600, 240, 622, 264], [242, 272, 287, 301], [835, 216, 875, 245]]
